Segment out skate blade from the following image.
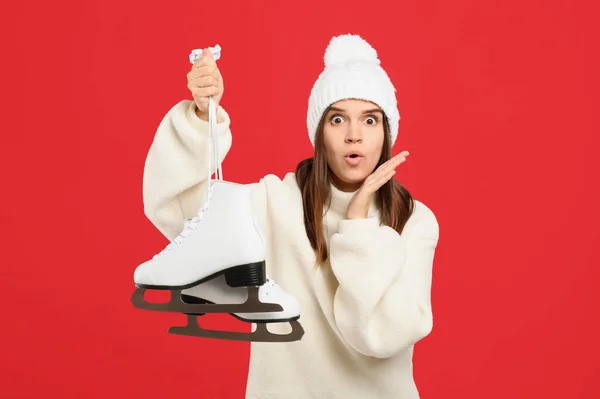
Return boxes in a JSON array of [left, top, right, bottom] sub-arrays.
[[168, 315, 305, 343], [131, 286, 283, 314]]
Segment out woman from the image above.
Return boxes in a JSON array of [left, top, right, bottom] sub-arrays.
[[138, 34, 440, 399]]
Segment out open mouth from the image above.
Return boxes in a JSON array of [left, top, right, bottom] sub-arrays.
[[344, 153, 363, 165]]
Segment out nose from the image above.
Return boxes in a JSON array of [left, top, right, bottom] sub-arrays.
[[344, 123, 363, 144]]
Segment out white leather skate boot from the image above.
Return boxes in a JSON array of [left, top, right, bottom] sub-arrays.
[[180, 274, 301, 322], [133, 180, 267, 289]]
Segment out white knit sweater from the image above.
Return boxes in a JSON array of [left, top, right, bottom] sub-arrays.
[[142, 100, 440, 399]]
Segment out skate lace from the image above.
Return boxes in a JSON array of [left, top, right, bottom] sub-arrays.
[[154, 185, 215, 258], [154, 47, 224, 259]]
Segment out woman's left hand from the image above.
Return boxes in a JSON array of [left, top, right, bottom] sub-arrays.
[[346, 151, 410, 220]]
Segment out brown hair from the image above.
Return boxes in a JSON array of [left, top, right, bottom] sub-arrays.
[[295, 107, 414, 266]]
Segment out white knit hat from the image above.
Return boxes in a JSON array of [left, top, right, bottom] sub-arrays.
[[307, 34, 400, 147]]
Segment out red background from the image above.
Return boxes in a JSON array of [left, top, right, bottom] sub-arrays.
[[1, 0, 598, 398]]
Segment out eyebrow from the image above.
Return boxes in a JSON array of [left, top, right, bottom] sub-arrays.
[[328, 106, 383, 115]]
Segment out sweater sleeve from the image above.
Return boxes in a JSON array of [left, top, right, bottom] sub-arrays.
[[329, 202, 439, 358], [142, 100, 232, 241]]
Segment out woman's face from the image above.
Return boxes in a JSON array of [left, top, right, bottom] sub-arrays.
[[322, 99, 385, 192]]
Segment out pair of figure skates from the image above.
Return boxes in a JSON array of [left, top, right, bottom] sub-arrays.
[[131, 46, 304, 343]]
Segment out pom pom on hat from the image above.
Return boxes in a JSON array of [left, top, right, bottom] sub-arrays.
[[324, 34, 380, 67], [307, 34, 400, 148]]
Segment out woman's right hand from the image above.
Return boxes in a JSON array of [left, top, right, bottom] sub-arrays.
[[187, 48, 224, 120]]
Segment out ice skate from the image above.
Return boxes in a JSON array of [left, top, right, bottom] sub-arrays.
[[132, 275, 304, 342], [133, 179, 274, 290], [131, 44, 305, 343], [133, 44, 270, 292]]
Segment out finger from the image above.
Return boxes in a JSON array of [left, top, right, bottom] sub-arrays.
[[372, 169, 397, 188], [189, 65, 219, 80], [192, 48, 216, 68], [373, 157, 404, 181], [364, 167, 394, 188], [188, 83, 218, 97], [189, 75, 219, 88], [190, 86, 219, 98], [390, 151, 409, 165], [375, 153, 407, 175], [360, 172, 395, 196], [361, 152, 408, 194], [191, 49, 213, 67]]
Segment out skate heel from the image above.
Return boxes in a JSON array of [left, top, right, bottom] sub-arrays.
[[224, 261, 266, 287]]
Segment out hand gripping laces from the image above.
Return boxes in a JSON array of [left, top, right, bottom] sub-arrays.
[[155, 45, 223, 258]]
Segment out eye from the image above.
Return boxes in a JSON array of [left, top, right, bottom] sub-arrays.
[[330, 114, 345, 125], [365, 116, 378, 125]]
